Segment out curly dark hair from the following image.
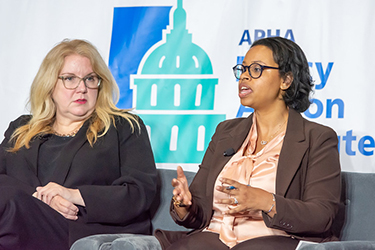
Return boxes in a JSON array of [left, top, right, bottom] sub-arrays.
[[251, 37, 313, 112]]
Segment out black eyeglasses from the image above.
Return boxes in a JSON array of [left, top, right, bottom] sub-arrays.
[[58, 74, 101, 90], [232, 63, 279, 80]]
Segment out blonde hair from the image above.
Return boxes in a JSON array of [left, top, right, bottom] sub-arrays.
[[9, 39, 138, 152]]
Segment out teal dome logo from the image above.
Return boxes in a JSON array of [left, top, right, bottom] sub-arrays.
[[112, 0, 226, 164]]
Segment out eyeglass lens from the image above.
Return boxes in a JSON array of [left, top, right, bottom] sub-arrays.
[[233, 64, 263, 80]]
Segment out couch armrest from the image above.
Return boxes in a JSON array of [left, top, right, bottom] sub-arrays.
[[111, 235, 161, 250], [298, 241, 375, 250], [70, 234, 162, 250], [70, 234, 119, 250]]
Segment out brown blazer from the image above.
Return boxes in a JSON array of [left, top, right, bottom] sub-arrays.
[[155, 108, 341, 248]]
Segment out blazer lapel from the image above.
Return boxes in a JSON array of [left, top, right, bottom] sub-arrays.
[[24, 136, 46, 185], [26, 139, 41, 175], [49, 122, 89, 185], [276, 109, 309, 196]]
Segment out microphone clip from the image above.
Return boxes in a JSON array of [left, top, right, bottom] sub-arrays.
[[223, 148, 235, 157]]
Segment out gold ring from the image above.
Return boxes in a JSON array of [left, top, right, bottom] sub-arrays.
[[172, 196, 187, 207]]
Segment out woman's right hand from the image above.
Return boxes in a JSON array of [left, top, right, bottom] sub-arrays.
[[171, 166, 192, 218]]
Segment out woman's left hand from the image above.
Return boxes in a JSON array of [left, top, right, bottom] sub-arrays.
[[34, 182, 85, 207], [49, 195, 79, 221], [216, 178, 275, 216]]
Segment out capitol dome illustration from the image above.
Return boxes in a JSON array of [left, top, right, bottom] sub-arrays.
[[130, 0, 225, 163]]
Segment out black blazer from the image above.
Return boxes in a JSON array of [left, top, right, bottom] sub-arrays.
[[156, 108, 341, 248], [0, 114, 158, 244]]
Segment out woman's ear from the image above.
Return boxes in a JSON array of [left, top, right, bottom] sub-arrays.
[[281, 72, 293, 90]]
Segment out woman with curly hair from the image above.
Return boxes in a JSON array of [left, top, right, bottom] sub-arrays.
[[156, 37, 341, 250]]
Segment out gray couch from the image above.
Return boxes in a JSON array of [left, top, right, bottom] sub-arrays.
[[70, 170, 375, 250]]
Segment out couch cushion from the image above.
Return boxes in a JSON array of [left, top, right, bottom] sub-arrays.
[[298, 240, 375, 250], [335, 172, 375, 241]]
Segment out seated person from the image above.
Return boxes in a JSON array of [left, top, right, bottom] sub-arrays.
[[155, 37, 341, 250], [0, 39, 157, 250]]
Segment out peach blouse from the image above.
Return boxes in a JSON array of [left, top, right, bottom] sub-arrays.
[[204, 115, 288, 248]]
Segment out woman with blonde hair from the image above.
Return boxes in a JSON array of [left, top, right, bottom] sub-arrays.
[[0, 39, 157, 250]]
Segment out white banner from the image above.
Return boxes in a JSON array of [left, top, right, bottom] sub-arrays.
[[1, 0, 374, 172]]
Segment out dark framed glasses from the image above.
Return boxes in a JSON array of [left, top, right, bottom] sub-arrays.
[[232, 63, 279, 80]]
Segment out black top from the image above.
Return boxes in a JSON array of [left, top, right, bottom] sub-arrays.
[[38, 135, 74, 186]]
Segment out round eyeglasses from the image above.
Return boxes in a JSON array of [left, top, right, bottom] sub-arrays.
[[232, 63, 279, 80], [58, 74, 101, 90]]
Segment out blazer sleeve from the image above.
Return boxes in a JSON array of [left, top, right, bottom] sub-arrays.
[[78, 116, 158, 225], [0, 115, 31, 174], [264, 126, 341, 236], [0, 123, 12, 174]]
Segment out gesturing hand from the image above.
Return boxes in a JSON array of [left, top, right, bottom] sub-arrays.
[[171, 166, 192, 208]]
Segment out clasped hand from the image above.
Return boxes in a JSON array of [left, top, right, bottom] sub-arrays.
[[32, 182, 82, 220], [216, 178, 270, 215]]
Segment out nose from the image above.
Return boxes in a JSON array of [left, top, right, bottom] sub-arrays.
[[240, 66, 252, 81], [240, 71, 251, 81], [76, 79, 88, 93]]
